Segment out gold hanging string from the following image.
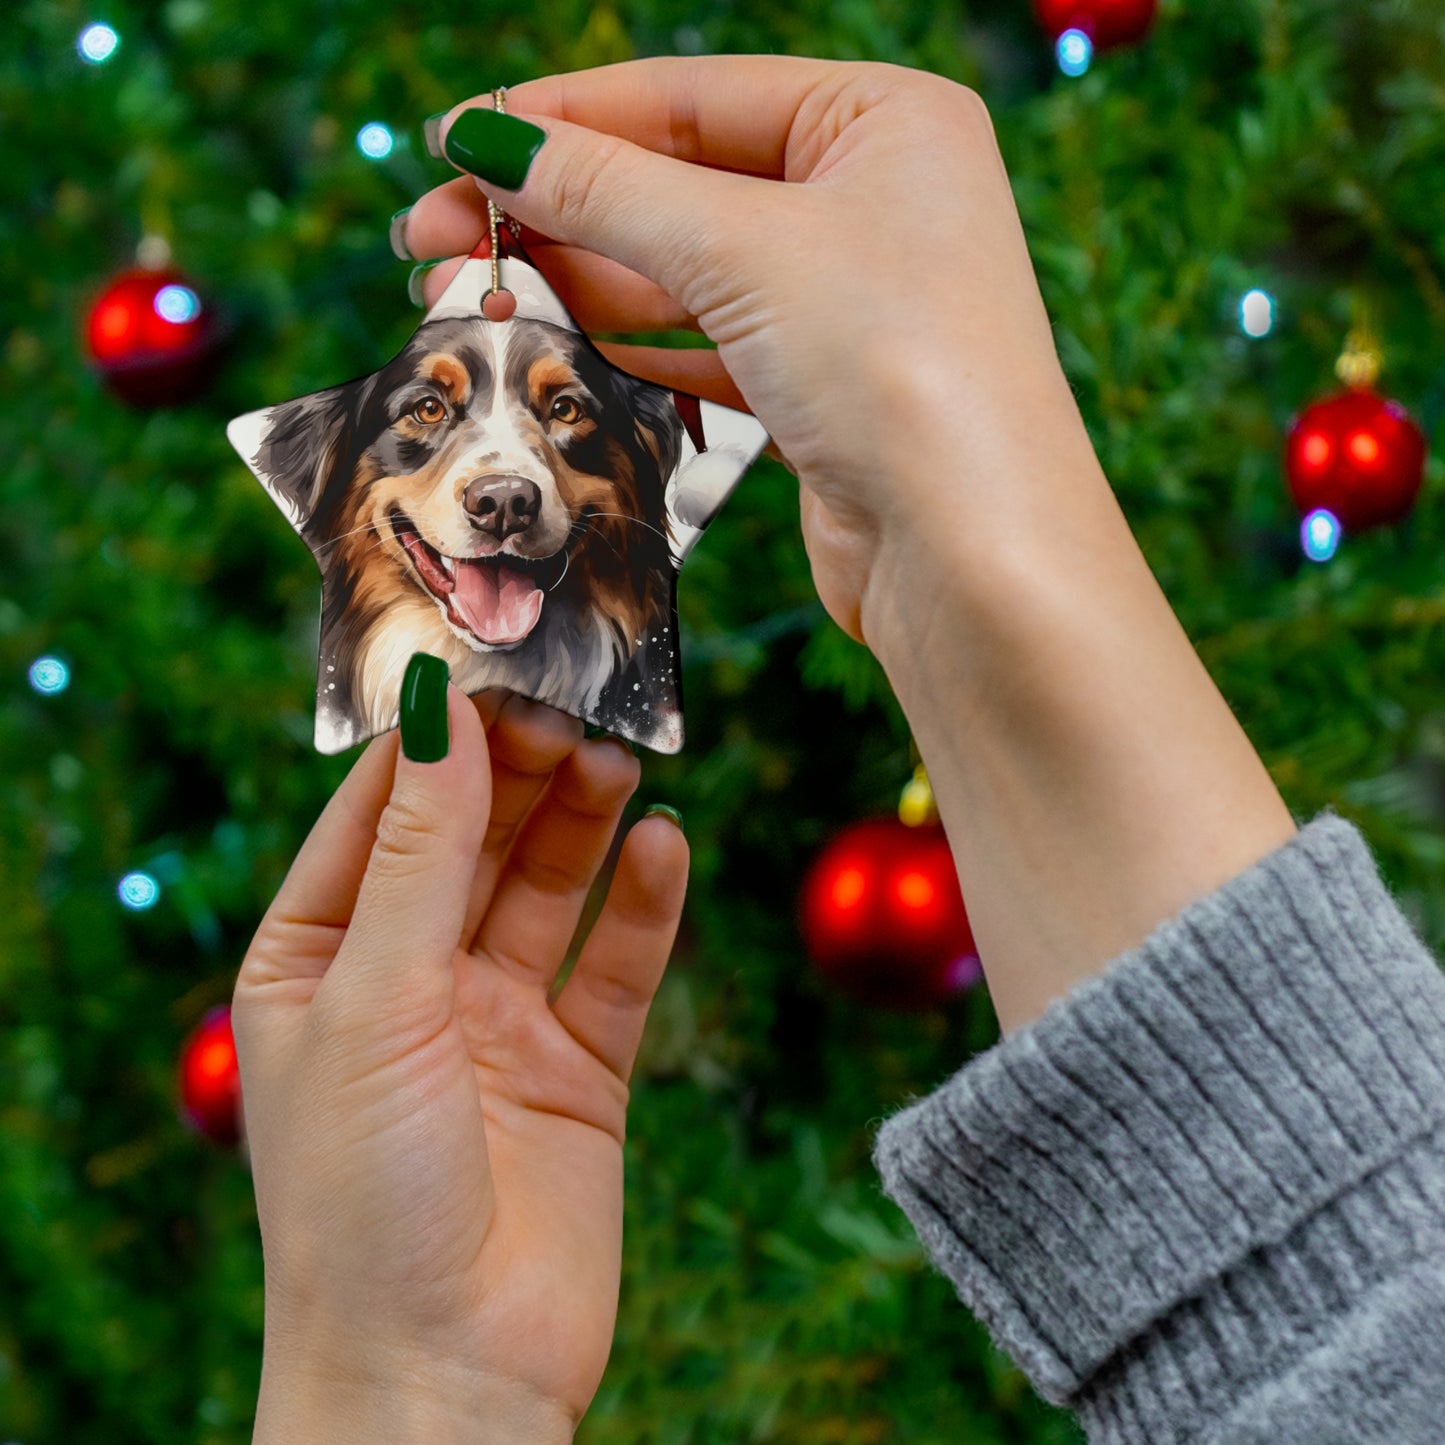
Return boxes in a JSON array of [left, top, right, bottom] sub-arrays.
[[487, 87, 510, 300]]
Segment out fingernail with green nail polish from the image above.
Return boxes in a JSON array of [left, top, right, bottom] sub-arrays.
[[443, 107, 546, 191], [407, 261, 439, 307], [423, 112, 446, 160], [389, 206, 413, 261], [400, 652, 449, 762], [644, 804, 684, 832]]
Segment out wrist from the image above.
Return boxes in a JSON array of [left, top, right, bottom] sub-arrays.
[[857, 425, 1294, 1032], [857, 415, 1119, 693], [854, 335, 1114, 671], [254, 1345, 575, 1445]]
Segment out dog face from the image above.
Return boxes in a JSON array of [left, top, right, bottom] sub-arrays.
[[242, 314, 687, 745], [259, 315, 681, 657]]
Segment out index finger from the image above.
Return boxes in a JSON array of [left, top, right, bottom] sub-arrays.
[[495, 55, 852, 178]]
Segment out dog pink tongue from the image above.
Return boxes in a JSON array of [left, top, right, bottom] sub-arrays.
[[451, 559, 544, 645]]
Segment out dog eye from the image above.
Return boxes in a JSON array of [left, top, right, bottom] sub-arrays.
[[412, 397, 447, 425], [550, 396, 585, 425]]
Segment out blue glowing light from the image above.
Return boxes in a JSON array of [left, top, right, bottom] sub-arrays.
[[29, 657, 70, 695], [356, 123, 395, 160], [1057, 28, 1093, 77], [1240, 288, 1275, 338], [153, 284, 201, 324], [118, 872, 161, 907], [78, 22, 120, 64], [118, 871, 161, 911], [1301, 508, 1341, 563]]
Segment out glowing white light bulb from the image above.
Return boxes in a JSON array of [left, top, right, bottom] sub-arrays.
[[1057, 29, 1093, 77], [78, 23, 120, 64], [1301, 508, 1341, 563], [1240, 288, 1275, 338], [356, 123, 395, 160]]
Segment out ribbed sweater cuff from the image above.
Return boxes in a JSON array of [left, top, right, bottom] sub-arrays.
[[871, 811, 1445, 1412]]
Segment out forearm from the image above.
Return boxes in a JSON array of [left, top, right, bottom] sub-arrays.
[[859, 395, 1296, 1034]]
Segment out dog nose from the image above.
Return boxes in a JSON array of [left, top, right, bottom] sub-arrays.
[[463, 475, 541, 539]]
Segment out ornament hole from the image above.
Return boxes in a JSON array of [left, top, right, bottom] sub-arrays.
[[482, 288, 518, 322]]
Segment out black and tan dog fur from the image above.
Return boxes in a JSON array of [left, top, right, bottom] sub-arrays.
[[244, 315, 684, 751]]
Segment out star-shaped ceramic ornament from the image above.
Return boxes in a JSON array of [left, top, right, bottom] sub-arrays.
[[227, 229, 768, 754]]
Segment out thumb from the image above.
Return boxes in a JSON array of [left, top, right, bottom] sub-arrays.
[[325, 655, 491, 1021], [438, 105, 767, 323]]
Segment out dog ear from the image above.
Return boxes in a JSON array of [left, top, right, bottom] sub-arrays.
[[228, 382, 358, 531], [622, 376, 684, 501]]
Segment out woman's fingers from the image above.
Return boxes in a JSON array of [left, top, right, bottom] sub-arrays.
[[504, 56, 854, 177], [405, 213, 699, 334], [406, 175, 698, 325], [237, 733, 400, 993], [434, 102, 770, 320], [319, 687, 493, 1029], [409, 236, 698, 334], [590, 342, 750, 412], [461, 694, 585, 948], [551, 812, 689, 1082], [470, 737, 640, 991]]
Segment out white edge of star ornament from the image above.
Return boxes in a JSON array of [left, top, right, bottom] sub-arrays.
[[227, 235, 768, 755]]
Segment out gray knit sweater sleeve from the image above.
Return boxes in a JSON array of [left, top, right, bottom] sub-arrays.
[[871, 811, 1445, 1442]]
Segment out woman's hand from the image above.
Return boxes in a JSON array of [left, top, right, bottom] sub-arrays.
[[401, 56, 1089, 647], [403, 59, 1295, 1034], [233, 687, 687, 1443]]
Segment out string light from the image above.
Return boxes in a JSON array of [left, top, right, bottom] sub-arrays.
[[1057, 29, 1093, 76], [153, 284, 201, 324], [118, 871, 161, 911], [1301, 508, 1341, 563], [1240, 289, 1275, 338], [28, 657, 70, 695], [356, 122, 394, 159], [78, 22, 120, 64]]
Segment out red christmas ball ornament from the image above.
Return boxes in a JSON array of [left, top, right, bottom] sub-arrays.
[[1033, 0, 1157, 49], [85, 267, 220, 407], [800, 818, 981, 1010], [178, 1005, 243, 1147], [1285, 388, 1427, 533]]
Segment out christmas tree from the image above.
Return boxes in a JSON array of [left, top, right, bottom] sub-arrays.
[[3, 1, 1443, 1440]]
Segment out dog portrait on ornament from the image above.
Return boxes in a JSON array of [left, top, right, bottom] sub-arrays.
[[227, 235, 768, 754]]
